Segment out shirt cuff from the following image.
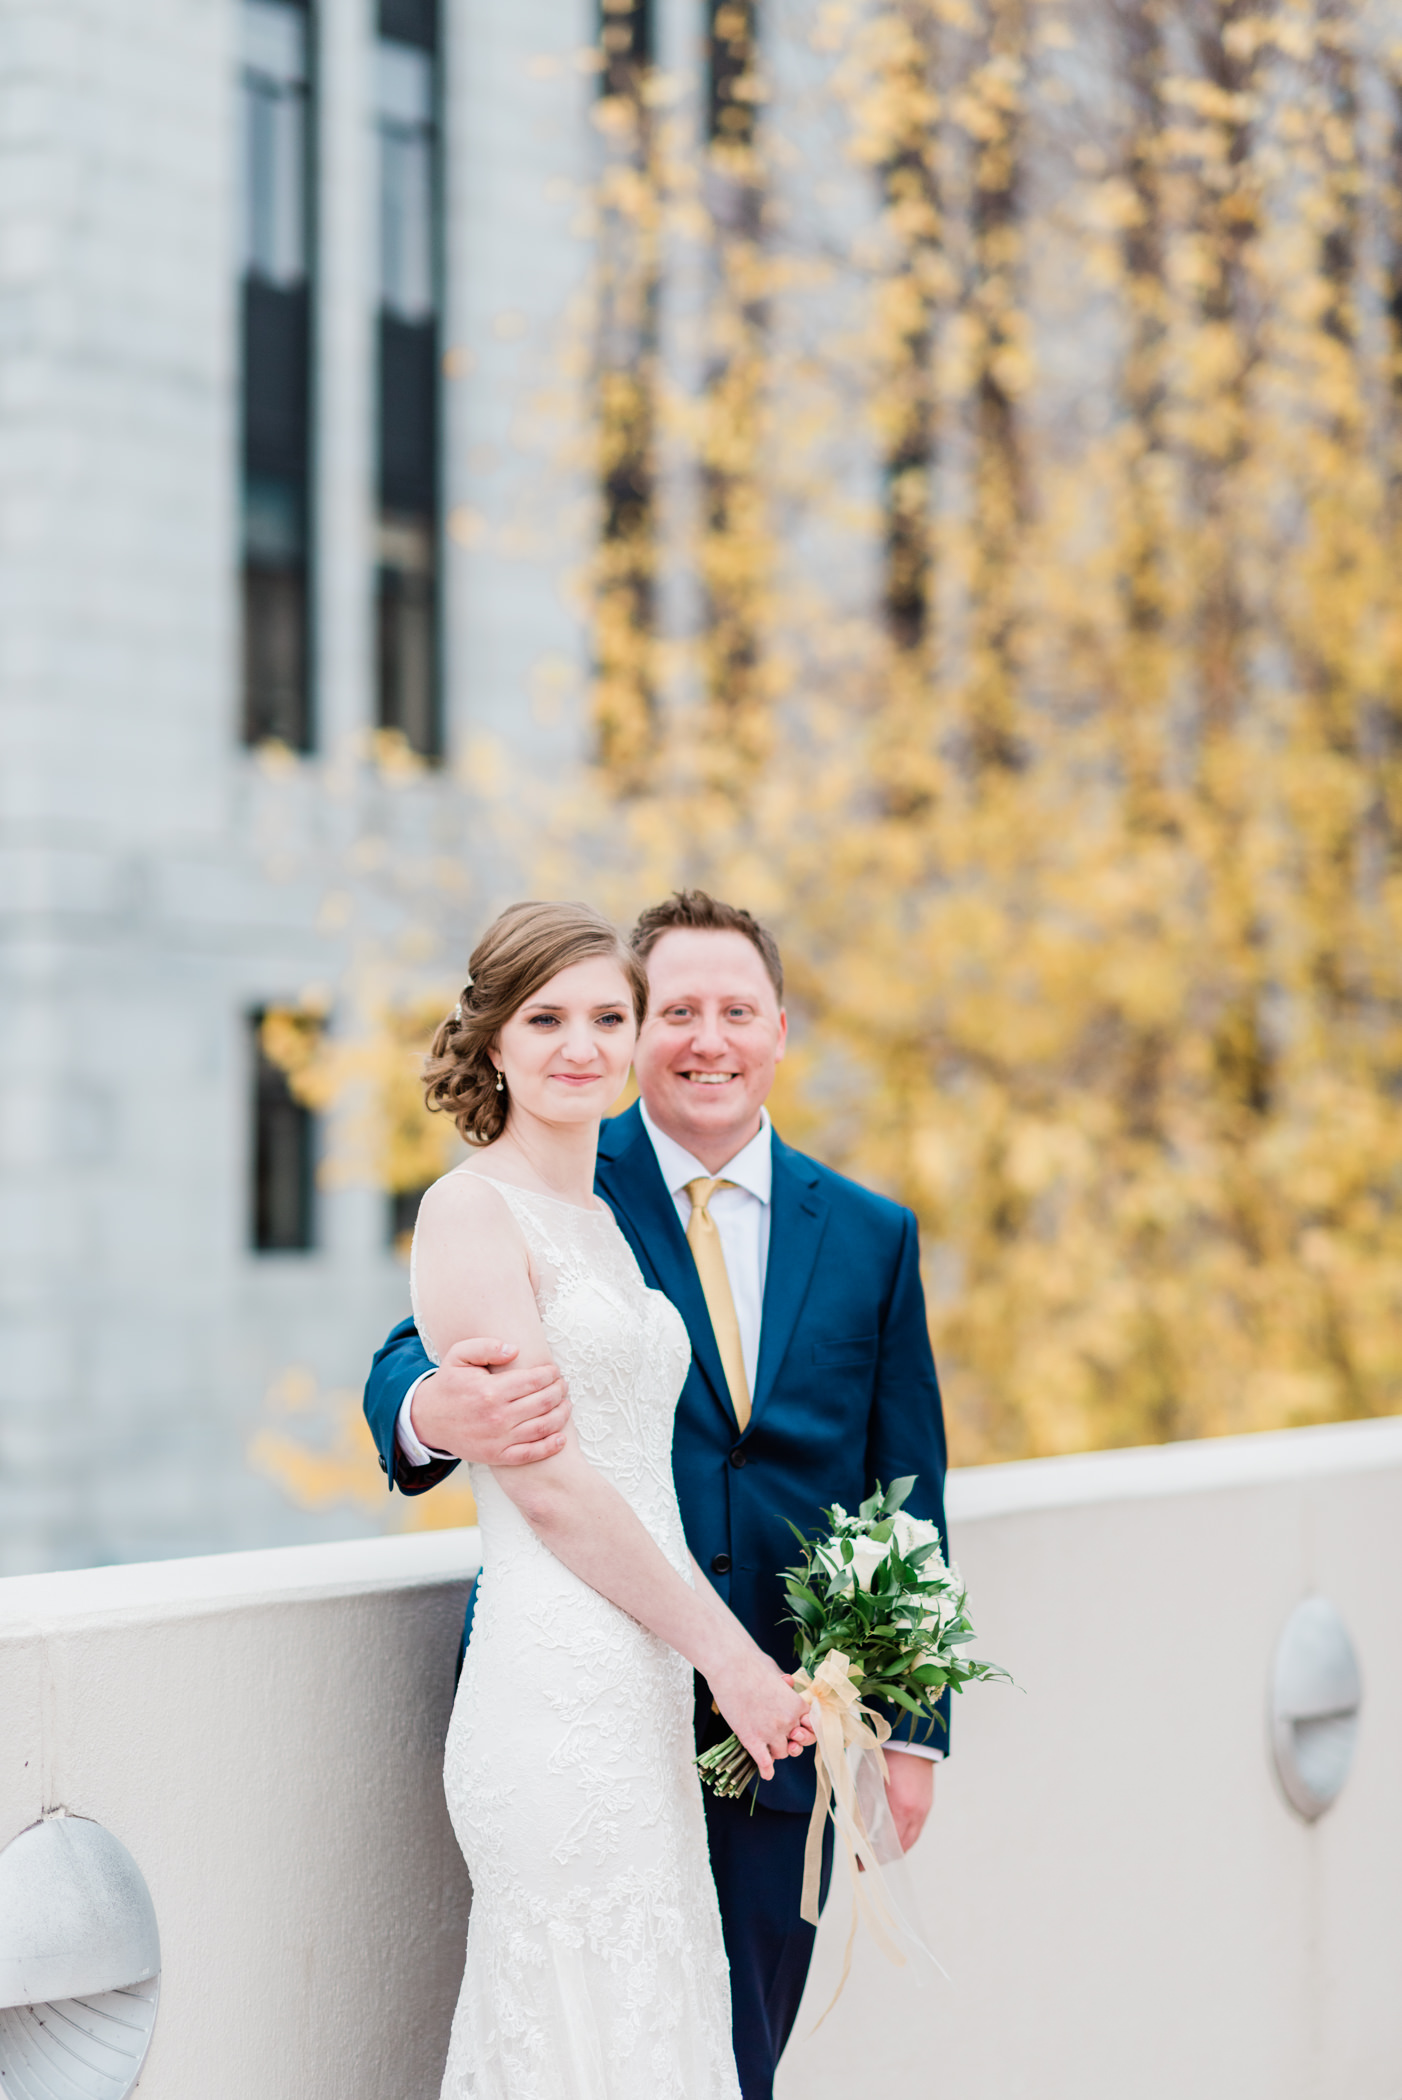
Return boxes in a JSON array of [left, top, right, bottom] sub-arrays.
[[395, 1373, 455, 1467], [883, 1742, 944, 1763]]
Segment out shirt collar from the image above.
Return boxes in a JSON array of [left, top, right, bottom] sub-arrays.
[[639, 1100, 773, 1207]]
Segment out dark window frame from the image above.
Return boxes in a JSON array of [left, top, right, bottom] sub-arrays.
[[599, 0, 653, 97], [239, 0, 318, 755], [707, 0, 758, 148], [389, 1185, 427, 1253], [375, 0, 444, 760], [249, 1009, 318, 1254]]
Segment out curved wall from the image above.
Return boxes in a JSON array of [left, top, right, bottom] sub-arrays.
[[3, 1419, 1401, 2099]]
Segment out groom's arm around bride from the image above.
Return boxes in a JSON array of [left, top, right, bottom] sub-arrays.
[[363, 889, 950, 2100]]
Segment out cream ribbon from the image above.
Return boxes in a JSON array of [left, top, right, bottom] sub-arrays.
[[793, 1649, 907, 2014], [684, 1177, 751, 1431]]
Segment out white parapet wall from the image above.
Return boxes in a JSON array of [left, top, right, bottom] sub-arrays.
[[2, 1416, 1400, 2100], [781, 1414, 1402, 2100], [0, 1533, 477, 2100]]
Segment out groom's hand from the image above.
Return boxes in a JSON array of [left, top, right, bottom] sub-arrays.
[[883, 1750, 935, 1853], [412, 1340, 571, 1466]]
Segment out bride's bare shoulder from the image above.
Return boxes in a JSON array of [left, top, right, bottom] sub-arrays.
[[412, 1168, 540, 1344], [415, 1166, 526, 1250]]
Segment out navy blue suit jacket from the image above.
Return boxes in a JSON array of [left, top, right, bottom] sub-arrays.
[[362, 1103, 950, 1812]]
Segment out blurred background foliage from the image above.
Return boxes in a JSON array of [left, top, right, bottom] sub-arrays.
[[261, 0, 1402, 1494]]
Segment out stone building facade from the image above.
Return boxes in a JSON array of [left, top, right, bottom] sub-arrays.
[[0, 0, 608, 1571]]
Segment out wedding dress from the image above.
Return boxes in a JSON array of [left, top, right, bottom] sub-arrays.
[[413, 1172, 742, 2100]]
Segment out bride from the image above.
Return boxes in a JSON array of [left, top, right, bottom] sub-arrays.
[[411, 900, 814, 2100]]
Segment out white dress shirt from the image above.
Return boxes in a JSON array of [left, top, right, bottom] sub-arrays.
[[638, 1100, 772, 1398], [393, 1110, 941, 1764]]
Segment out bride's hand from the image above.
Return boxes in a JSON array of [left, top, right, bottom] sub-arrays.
[[782, 1673, 817, 1751], [707, 1648, 813, 1783]]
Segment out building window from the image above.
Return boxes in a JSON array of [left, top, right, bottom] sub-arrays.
[[376, 0, 441, 758], [250, 1011, 316, 1251], [708, 1, 758, 147], [600, 0, 652, 94], [239, 0, 314, 751], [592, 1, 659, 784], [389, 1186, 426, 1255]]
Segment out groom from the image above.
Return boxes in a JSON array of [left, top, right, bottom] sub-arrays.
[[363, 890, 950, 2099]]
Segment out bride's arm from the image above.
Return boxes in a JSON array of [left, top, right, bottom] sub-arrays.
[[414, 1173, 811, 1779]]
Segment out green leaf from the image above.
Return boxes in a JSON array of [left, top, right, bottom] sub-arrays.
[[880, 1475, 917, 1515], [885, 1685, 928, 1716]]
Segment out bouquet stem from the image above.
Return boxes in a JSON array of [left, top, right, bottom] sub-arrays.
[[695, 1732, 758, 1800]]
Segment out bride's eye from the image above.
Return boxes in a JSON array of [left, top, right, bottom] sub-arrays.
[[598, 1011, 626, 1027]]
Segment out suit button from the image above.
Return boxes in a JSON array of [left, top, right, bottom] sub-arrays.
[[729, 1448, 747, 1469], [711, 1553, 732, 1575]]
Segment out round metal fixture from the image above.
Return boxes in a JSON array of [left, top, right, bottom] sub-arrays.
[[0, 1816, 160, 2099], [1270, 1596, 1362, 1822]]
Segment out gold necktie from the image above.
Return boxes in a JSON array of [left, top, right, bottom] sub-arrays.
[[684, 1178, 751, 1432]]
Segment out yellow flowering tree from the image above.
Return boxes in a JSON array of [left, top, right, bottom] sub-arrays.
[[260, 0, 1402, 1500], [564, 0, 1402, 1463]]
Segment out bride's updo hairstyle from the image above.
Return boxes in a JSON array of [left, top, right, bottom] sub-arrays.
[[424, 900, 648, 1145]]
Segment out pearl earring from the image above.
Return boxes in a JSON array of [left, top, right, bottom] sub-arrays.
[[495, 1068, 505, 1093]]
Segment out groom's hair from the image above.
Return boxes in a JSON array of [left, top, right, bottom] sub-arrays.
[[630, 891, 784, 1002]]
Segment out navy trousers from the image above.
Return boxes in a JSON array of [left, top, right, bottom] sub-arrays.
[[703, 1791, 836, 2100]]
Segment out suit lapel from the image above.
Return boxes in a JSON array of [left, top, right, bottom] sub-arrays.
[[596, 1106, 737, 1429], [751, 1136, 830, 1425]]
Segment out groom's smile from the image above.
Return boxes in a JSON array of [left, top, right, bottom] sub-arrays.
[[635, 928, 788, 1175]]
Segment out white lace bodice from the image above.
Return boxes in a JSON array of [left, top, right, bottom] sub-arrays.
[[413, 1171, 693, 1575], [414, 1171, 740, 2100]]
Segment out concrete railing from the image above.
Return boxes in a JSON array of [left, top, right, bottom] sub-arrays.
[[0, 1534, 476, 2099], [3, 1415, 1400, 2100]]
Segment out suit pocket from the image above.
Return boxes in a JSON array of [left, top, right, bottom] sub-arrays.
[[811, 1335, 879, 1368]]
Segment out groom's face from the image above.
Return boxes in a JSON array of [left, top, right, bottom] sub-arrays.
[[634, 929, 787, 1165]]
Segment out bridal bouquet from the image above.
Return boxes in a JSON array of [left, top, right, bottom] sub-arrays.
[[697, 1476, 1008, 1805]]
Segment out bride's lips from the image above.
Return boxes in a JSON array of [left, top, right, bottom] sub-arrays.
[[549, 1072, 604, 1086]]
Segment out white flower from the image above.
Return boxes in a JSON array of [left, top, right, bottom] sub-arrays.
[[815, 1529, 894, 1592], [891, 1510, 944, 1562], [848, 1534, 894, 1588], [829, 1503, 850, 1526]]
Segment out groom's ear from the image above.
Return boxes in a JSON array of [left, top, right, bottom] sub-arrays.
[[774, 1008, 788, 1060]]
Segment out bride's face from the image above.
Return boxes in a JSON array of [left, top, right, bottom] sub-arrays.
[[493, 956, 637, 1128]]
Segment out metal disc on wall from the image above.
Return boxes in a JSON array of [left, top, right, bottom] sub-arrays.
[[1270, 1596, 1363, 1822], [0, 1816, 160, 2100]]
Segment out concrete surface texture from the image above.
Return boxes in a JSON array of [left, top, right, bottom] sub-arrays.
[[2, 1418, 1400, 2099], [781, 1415, 1402, 2100], [0, 1532, 477, 2099]]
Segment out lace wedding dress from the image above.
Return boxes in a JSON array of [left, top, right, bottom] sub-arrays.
[[412, 1172, 741, 2100]]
